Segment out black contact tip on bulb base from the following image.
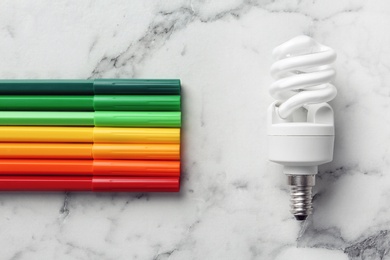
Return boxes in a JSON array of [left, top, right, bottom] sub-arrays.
[[294, 215, 308, 221], [287, 175, 315, 221]]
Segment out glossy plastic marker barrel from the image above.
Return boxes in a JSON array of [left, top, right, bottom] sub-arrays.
[[0, 79, 180, 95], [0, 95, 180, 111], [0, 176, 180, 192], [0, 127, 180, 143], [0, 111, 181, 127], [0, 159, 180, 177], [0, 143, 180, 160]]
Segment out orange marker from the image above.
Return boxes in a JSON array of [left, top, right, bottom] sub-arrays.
[[0, 159, 180, 177], [0, 143, 179, 160]]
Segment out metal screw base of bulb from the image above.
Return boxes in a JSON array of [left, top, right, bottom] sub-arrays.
[[287, 175, 315, 221]]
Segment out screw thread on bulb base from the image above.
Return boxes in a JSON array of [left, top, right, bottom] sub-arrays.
[[287, 175, 315, 221]]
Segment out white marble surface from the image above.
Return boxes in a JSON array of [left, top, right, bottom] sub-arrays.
[[0, 0, 390, 259]]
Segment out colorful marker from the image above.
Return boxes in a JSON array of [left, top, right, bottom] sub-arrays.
[[0, 159, 180, 177], [0, 143, 180, 160], [0, 79, 180, 95], [0, 176, 180, 192], [0, 111, 181, 127], [0, 127, 180, 143], [0, 95, 180, 111]]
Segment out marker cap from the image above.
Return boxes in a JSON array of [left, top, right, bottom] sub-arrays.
[[93, 79, 181, 95], [94, 111, 181, 127]]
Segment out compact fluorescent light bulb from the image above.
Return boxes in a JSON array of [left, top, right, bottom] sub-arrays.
[[268, 35, 337, 221]]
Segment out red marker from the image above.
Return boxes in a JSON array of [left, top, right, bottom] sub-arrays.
[[0, 176, 180, 192]]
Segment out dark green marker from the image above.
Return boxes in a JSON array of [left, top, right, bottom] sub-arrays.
[[0, 79, 180, 95]]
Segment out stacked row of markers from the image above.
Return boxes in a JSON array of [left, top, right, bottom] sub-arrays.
[[0, 79, 181, 192]]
